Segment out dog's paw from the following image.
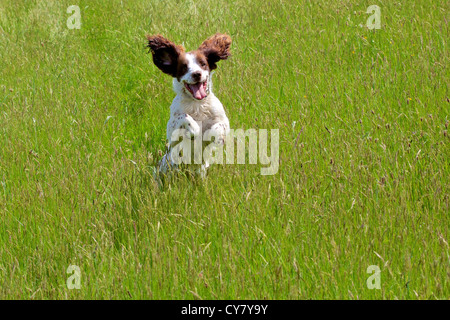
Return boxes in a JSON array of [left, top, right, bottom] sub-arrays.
[[208, 123, 227, 145], [180, 116, 200, 139]]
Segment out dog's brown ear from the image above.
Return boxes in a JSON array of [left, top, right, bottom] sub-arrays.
[[198, 33, 231, 70], [146, 35, 184, 77]]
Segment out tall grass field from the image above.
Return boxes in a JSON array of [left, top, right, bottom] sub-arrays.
[[0, 0, 448, 299]]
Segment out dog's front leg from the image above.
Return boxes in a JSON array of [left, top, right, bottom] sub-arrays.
[[206, 121, 230, 146], [159, 114, 201, 175], [167, 113, 201, 146]]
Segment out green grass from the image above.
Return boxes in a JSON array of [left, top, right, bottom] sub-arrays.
[[0, 0, 448, 299]]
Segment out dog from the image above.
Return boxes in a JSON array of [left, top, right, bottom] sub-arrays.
[[146, 33, 231, 179]]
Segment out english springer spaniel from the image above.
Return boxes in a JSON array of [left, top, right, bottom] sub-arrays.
[[146, 33, 231, 179]]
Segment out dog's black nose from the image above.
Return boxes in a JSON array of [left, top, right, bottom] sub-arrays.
[[191, 71, 201, 82]]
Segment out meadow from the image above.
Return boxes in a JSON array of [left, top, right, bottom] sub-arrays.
[[0, 0, 448, 299]]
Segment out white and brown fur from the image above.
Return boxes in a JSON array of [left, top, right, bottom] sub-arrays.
[[146, 33, 231, 178]]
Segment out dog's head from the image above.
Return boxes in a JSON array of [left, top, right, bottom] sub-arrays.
[[146, 33, 231, 100]]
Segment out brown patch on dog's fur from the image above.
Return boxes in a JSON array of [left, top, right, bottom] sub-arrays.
[[191, 50, 210, 71], [146, 35, 186, 78], [198, 33, 232, 70], [146, 33, 231, 78], [175, 54, 189, 81]]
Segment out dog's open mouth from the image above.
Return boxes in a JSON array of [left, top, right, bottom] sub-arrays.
[[184, 81, 207, 100]]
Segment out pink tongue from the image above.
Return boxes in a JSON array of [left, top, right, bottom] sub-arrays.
[[189, 83, 206, 100]]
